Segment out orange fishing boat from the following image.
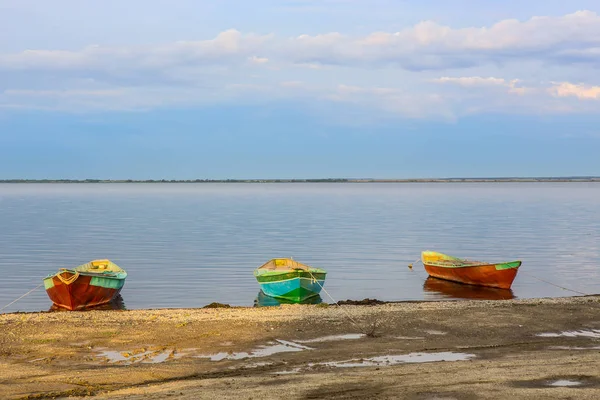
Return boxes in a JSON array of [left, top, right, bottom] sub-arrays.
[[421, 251, 521, 290]]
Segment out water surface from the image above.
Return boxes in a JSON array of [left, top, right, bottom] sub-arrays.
[[0, 183, 598, 312]]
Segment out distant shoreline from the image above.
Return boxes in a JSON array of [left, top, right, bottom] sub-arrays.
[[0, 177, 599, 183]]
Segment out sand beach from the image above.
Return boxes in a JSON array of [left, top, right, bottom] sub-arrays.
[[2, 296, 600, 399]]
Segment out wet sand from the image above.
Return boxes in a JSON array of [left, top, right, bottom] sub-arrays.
[[2, 296, 600, 399]]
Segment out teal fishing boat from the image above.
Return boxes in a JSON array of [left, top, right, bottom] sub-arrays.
[[253, 258, 326, 302]]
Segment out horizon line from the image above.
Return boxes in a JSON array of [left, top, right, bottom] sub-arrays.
[[1, 176, 599, 183]]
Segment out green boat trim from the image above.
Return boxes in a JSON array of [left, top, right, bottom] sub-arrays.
[[424, 260, 521, 270], [254, 270, 327, 283], [43, 260, 127, 290], [492, 261, 522, 270]]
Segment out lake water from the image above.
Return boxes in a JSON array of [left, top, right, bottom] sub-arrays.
[[0, 183, 599, 313]]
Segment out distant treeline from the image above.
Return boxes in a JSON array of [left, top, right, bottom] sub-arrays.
[[1, 177, 599, 183], [0, 178, 350, 183]]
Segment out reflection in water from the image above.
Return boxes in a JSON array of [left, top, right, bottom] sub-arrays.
[[423, 277, 515, 300], [253, 291, 323, 307], [48, 294, 127, 312]]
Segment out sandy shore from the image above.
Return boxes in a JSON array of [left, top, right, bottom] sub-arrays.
[[2, 296, 600, 399]]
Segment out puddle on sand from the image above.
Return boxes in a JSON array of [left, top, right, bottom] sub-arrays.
[[273, 352, 475, 374], [273, 368, 301, 375], [96, 348, 185, 364], [550, 346, 600, 350], [296, 334, 365, 343], [395, 336, 425, 340], [244, 361, 273, 368], [424, 330, 447, 336], [321, 352, 474, 368], [320, 352, 474, 368], [537, 329, 600, 338], [197, 339, 313, 361], [549, 380, 582, 387], [227, 361, 275, 371]]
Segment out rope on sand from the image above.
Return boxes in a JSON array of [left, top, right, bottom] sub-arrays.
[[0, 283, 44, 313], [307, 270, 363, 331]]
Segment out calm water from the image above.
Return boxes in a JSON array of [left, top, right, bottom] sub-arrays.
[[0, 183, 599, 313]]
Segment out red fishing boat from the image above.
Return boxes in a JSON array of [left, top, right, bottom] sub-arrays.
[[43, 260, 127, 311], [421, 251, 521, 290]]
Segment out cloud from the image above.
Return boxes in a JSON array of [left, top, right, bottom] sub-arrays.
[[320, 84, 453, 119], [0, 29, 274, 74], [433, 76, 600, 102], [280, 10, 600, 70], [2, 11, 600, 118], [549, 82, 600, 100], [433, 77, 509, 87], [2, 76, 600, 118], [248, 56, 269, 65], [2, 11, 600, 76], [432, 76, 535, 96], [4, 89, 124, 98]]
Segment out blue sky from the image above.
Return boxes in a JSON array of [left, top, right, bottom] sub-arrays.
[[1, 0, 599, 179]]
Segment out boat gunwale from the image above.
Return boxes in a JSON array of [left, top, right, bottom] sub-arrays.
[[254, 267, 326, 275], [421, 251, 521, 270], [43, 260, 128, 282], [254, 258, 326, 277], [423, 260, 522, 270], [44, 269, 127, 281]]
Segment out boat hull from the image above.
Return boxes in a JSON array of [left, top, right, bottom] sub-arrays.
[[256, 271, 326, 302], [423, 262, 520, 289], [44, 272, 125, 311]]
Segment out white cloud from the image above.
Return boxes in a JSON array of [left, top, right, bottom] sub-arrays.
[[432, 76, 536, 96], [248, 56, 269, 65], [2, 11, 600, 75], [320, 84, 453, 119], [433, 77, 509, 87], [549, 82, 600, 100], [2, 77, 600, 118], [4, 89, 124, 98], [0, 29, 274, 73], [280, 10, 600, 69], [2, 11, 600, 117]]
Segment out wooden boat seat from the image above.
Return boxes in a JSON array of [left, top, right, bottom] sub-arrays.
[[257, 258, 311, 271], [74, 260, 125, 274]]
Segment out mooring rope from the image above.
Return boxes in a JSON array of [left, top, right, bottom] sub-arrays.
[[408, 258, 429, 280], [307, 270, 363, 331], [0, 283, 44, 313], [519, 271, 590, 296]]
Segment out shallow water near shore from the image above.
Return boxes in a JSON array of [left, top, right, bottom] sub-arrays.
[[0, 182, 599, 312]]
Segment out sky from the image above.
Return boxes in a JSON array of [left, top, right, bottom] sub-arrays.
[[1, 0, 599, 179]]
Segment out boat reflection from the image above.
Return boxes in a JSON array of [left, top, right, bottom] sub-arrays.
[[423, 277, 515, 300], [253, 290, 323, 307], [48, 294, 127, 312]]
